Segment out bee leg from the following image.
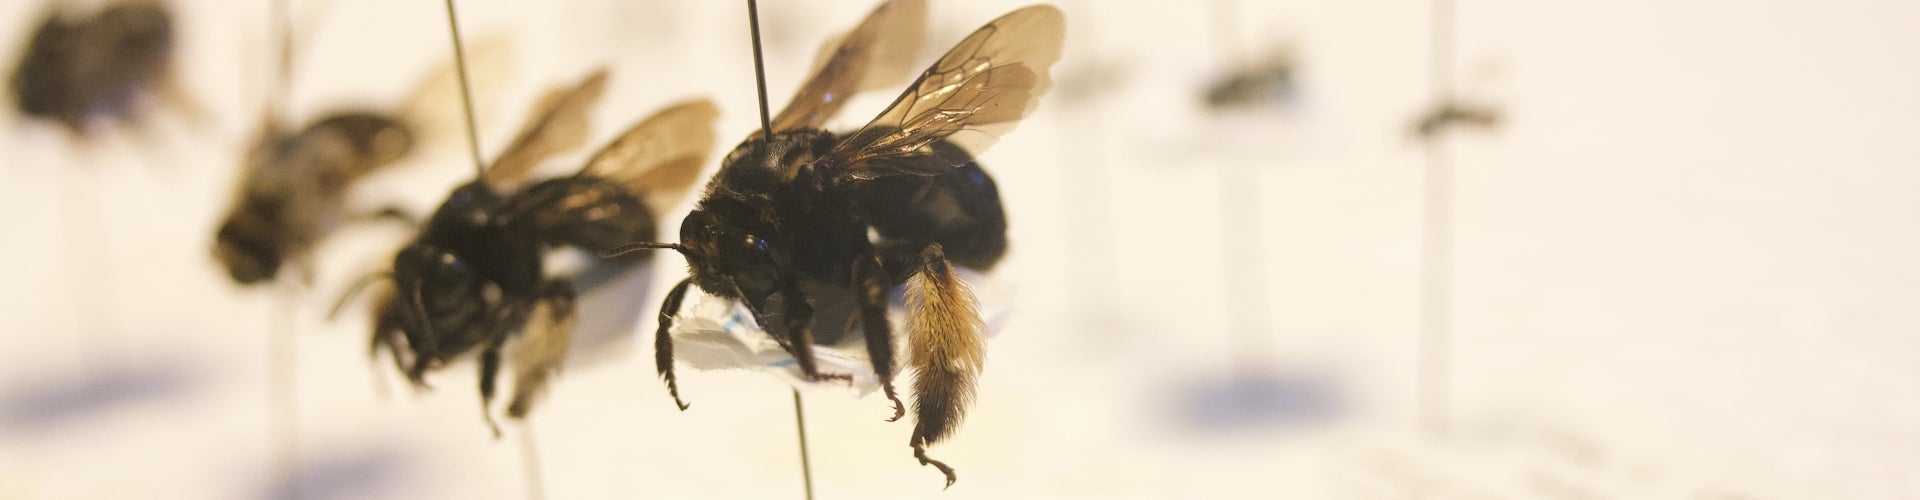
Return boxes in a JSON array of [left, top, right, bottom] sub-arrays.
[[782, 286, 854, 384], [368, 288, 428, 390], [782, 287, 822, 379], [402, 290, 439, 385], [912, 437, 958, 490], [903, 244, 984, 489], [371, 324, 412, 385], [404, 341, 434, 386], [477, 335, 505, 438], [656, 278, 694, 410], [855, 255, 905, 421], [369, 294, 398, 365], [507, 280, 576, 419], [294, 255, 317, 288]]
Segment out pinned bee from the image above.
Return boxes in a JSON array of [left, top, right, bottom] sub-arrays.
[[1204, 47, 1298, 111], [347, 69, 718, 431], [609, 0, 1065, 486], [10, 0, 187, 137], [212, 32, 509, 285], [1410, 99, 1503, 140]]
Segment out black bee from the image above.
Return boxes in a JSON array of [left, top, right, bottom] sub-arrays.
[[212, 36, 506, 285], [10, 0, 181, 137], [360, 69, 718, 431], [615, 0, 1065, 486]]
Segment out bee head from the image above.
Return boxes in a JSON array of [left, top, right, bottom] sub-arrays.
[[678, 206, 786, 308], [599, 199, 786, 312], [214, 212, 283, 285], [392, 244, 482, 306]]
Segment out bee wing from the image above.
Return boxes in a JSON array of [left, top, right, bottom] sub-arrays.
[[767, 0, 927, 134], [579, 99, 721, 214], [399, 33, 516, 154], [821, 5, 1065, 181], [483, 69, 610, 190]]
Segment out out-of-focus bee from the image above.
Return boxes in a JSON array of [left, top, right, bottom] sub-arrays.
[[1410, 60, 1506, 140], [215, 113, 414, 284], [212, 35, 509, 285], [1204, 47, 1297, 111], [10, 0, 183, 137], [611, 0, 1065, 486], [1409, 99, 1503, 140], [354, 69, 717, 431]]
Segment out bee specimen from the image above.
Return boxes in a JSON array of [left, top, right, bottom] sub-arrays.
[[215, 114, 414, 284], [1410, 99, 1503, 139], [10, 0, 181, 137], [359, 69, 717, 430], [1205, 48, 1298, 111], [212, 36, 509, 285], [620, 0, 1065, 486]]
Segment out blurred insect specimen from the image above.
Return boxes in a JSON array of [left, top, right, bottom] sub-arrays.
[[212, 31, 511, 285], [612, 0, 1065, 486], [1410, 60, 1506, 140], [1204, 47, 1297, 111], [1410, 99, 1502, 139], [349, 69, 717, 432], [10, 0, 186, 137]]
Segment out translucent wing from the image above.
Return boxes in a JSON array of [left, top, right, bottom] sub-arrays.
[[579, 99, 720, 214], [822, 5, 1065, 180], [767, 0, 927, 133], [483, 69, 609, 189], [398, 33, 516, 155]]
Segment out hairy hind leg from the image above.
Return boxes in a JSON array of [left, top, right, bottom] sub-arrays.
[[902, 244, 985, 489], [506, 280, 576, 419]]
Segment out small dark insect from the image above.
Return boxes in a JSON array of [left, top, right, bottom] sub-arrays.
[[612, 0, 1065, 487], [1204, 49, 1297, 111], [214, 113, 416, 284], [212, 36, 505, 285], [1410, 99, 1503, 140], [10, 0, 181, 137], [353, 69, 718, 432]]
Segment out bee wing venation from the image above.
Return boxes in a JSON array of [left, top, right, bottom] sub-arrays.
[[769, 0, 928, 133], [483, 68, 609, 189], [580, 99, 720, 214], [823, 5, 1065, 180]]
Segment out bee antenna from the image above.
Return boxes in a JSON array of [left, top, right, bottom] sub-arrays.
[[327, 270, 395, 322], [601, 242, 690, 260], [442, 0, 487, 179], [745, 0, 774, 143]]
